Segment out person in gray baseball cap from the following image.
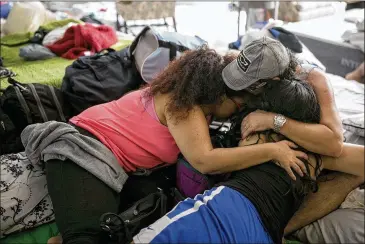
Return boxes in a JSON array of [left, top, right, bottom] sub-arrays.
[[222, 32, 290, 92], [222, 31, 343, 159]]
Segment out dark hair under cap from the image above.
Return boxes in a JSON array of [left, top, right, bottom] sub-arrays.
[[255, 79, 320, 124]]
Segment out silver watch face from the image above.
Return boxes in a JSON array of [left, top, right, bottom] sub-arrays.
[[274, 115, 286, 131], [277, 116, 286, 125]]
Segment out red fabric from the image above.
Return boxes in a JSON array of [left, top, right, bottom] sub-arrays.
[[47, 24, 117, 59]]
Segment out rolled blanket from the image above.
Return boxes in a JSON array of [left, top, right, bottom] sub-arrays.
[[47, 23, 118, 59]]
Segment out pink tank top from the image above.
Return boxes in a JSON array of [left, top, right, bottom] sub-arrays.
[[70, 88, 180, 172]]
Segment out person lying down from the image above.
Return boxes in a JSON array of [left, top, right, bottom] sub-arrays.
[[133, 79, 364, 244]]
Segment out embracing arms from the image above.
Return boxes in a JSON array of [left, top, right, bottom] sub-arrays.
[[283, 67, 343, 156], [242, 68, 344, 157], [166, 106, 307, 179]]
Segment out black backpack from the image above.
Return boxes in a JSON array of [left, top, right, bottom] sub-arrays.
[[0, 106, 23, 155], [1, 78, 71, 154], [61, 47, 145, 115]]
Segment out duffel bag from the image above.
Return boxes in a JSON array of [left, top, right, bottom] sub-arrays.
[[61, 47, 145, 115]]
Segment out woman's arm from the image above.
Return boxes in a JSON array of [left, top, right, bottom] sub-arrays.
[[322, 143, 364, 179], [166, 106, 308, 178], [289, 66, 344, 156], [242, 68, 344, 157]]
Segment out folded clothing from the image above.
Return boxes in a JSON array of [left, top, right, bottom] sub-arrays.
[[47, 23, 118, 59], [19, 44, 56, 61]]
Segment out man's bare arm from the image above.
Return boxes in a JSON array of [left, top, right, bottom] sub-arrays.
[[284, 172, 363, 235]]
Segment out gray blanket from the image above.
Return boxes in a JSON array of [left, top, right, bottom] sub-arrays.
[[21, 121, 128, 192]]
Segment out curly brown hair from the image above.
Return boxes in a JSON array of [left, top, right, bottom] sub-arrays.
[[146, 45, 236, 121]]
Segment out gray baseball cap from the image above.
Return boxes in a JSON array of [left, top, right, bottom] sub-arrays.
[[222, 32, 290, 91]]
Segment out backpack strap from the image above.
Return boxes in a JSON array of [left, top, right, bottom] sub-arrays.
[[158, 40, 190, 61], [28, 84, 48, 122], [13, 86, 32, 124], [48, 86, 66, 122], [132, 163, 170, 176]]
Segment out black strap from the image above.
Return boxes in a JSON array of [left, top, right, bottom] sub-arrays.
[[158, 40, 190, 61], [28, 84, 48, 122], [157, 40, 190, 53], [48, 86, 66, 122], [132, 163, 170, 176], [13, 86, 32, 124], [169, 42, 177, 61]]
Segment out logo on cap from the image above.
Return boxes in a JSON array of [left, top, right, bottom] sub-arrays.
[[237, 51, 251, 73]]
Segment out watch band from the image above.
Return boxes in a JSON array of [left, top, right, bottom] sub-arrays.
[[273, 114, 286, 133]]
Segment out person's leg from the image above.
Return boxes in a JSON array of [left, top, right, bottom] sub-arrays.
[[46, 159, 120, 244], [345, 62, 364, 83], [47, 235, 62, 244]]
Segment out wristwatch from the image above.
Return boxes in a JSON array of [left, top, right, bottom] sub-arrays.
[[273, 114, 286, 133]]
